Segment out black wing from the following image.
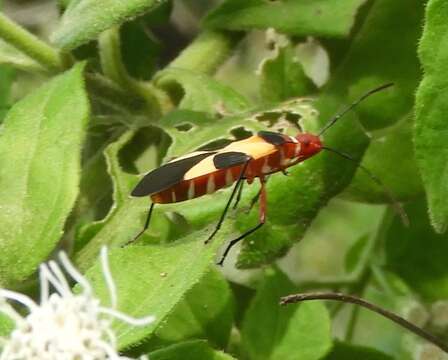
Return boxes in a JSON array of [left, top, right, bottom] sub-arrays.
[[258, 130, 287, 145], [213, 151, 251, 169], [131, 152, 216, 197]]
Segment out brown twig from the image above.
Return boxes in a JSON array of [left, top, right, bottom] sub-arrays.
[[280, 292, 448, 354]]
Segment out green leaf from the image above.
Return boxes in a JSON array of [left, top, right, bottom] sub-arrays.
[[325, 341, 393, 360], [0, 63, 89, 286], [155, 68, 251, 114], [385, 197, 448, 301], [203, 0, 368, 38], [150, 340, 236, 360], [150, 268, 234, 349], [342, 114, 423, 203], [259, 40, 315, 103], [242, 268, 332, 360], [52, 0, 167, 50], [414, 0, 448, 233], [84, 232, 232, 349], [325, 0, 424, 131]]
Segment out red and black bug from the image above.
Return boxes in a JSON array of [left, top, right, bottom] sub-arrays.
[[130, 83, 407, 265]]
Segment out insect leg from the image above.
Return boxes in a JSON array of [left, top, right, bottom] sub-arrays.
[[246, 176, 269, 213], [232, 181, 245, 210], [125, 202, 155, 246], [217, 178, 267, 266], [205, 161, 250, 244], [247, 187, 261, 213]]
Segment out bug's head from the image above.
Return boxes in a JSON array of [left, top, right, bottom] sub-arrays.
[[296, 133, 322, 159]]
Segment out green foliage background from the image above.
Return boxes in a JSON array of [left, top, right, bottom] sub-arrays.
[[0, 0, 447, 358]]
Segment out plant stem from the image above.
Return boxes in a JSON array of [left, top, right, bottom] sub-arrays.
[[98, 27, 133, 89], [85, 73, 147, 115], [0, 13, 64, 72], [167, 30, 242, 75], [98, 27, 172, 118], [280, 292, 448, 354]]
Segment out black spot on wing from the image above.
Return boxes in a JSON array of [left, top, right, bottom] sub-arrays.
[[258, 130, 287, 145], [131, 152, 216, 197], [213, 152, 251, 169]]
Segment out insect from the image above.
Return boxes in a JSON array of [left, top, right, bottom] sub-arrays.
[[130, 83, 407, 265]]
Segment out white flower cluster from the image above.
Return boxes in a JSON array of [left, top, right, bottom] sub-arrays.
[[0, 247, 155, 360]]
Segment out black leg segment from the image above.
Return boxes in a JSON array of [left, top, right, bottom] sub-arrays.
[[218, 178, 267, 266], [205, 161, 250, 244], [124, 202, 155, 246], [232, 181, 244, 210], [217, 222, 264, 266]]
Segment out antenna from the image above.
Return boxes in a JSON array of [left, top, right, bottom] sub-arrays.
[[318, 83, 394, 136], [322, 146, 409, 227]]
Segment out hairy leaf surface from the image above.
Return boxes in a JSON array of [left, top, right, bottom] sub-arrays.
[[414, 0, 448, 232], [326, 0, 423, 130], [150, 340, 235, 360], [52, 0, 166, 49], [204, 0, 367, 38], [0, 63, 89, 285], [84, 233, 231, 349]]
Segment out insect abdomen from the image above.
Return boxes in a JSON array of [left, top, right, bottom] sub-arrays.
[[151, 165, 243, 204]]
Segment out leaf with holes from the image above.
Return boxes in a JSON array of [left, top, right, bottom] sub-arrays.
[[233, 93, 369, 267], [151, 95, 368, 268], [160, 110, 265, 160], [76, 94, 367, 270], [76, 131, 134, 253], [155, 68, 251, 114]]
